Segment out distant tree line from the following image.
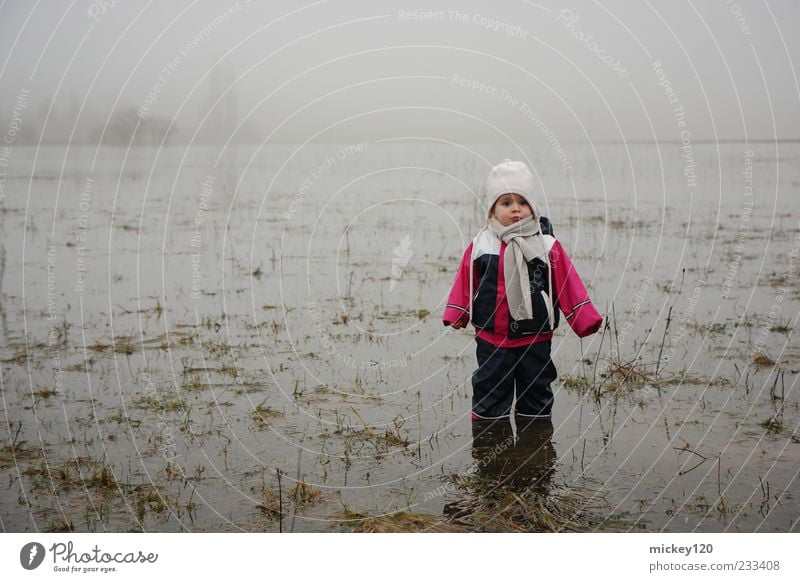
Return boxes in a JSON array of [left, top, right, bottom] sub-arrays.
[[0, 104, 260, 145]]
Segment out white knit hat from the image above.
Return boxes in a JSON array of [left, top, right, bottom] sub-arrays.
[[484, 159, 536, 217]]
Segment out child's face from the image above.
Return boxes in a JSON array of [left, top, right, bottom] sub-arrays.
[[490, 193, 532, 226]]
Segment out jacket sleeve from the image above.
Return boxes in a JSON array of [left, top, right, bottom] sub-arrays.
[[550, 240, 603, 337], [442, 243, 475, 327]]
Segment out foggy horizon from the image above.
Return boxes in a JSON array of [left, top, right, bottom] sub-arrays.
[[1, 0, 798, 146]]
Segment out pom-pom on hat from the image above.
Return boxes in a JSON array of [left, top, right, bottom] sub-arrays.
[[484, 159, 536, 216]]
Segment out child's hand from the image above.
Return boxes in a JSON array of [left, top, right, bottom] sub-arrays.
[[450, 318, 466, 329]]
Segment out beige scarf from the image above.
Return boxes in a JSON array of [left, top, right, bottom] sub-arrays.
[[487, 215, 550, 321]]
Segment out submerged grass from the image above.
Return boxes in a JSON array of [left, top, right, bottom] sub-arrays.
[[753, 352, 775, 367], [289, 479, 323, 507], [19, 455, 176, 530], [0, 440, 42, 468], [440, 485, 611, 533], [335, 508, 459, 532], [760, 416, 785, 434]]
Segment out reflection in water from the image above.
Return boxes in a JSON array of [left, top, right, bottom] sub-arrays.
[[442, 419, 559, 529], [470, 419, 556, 496]]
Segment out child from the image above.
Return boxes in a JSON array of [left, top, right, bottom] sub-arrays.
[[443, 159, 603, 421]]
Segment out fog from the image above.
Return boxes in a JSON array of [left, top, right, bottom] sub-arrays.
[[1, 0, 798, 145], [2, 0, 800, 542]]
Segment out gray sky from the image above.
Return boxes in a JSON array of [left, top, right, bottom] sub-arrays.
[[1, 0, 798, 143]]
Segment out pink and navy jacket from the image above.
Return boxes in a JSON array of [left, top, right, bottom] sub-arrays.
[[443, 218, 603, 348]]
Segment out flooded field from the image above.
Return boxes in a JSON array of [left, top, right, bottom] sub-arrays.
[[0, 141, 798, 532]]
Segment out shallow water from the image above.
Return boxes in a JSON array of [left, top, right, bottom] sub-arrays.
[[0, 142, 798, 532]]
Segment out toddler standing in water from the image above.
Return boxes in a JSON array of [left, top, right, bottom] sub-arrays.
[[443, 160, 603, 421]]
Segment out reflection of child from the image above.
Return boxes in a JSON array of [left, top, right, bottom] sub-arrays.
[[471, 418, 556, 495], [442, 419, 556, 523], [443, 160, 603, 421]]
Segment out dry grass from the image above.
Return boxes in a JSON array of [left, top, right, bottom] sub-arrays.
[[441, 488, 603, 532], [0, 441, 42, 468], [339, 424, 411, 454], [65, 357, 94, 372], [251, 401, 284, 429], [256, 490, 282, 520], [88, 338, 136, 355], [335, 508, 459, 532], [658, 370, 731, 387], [602, 359, 655, 384], [753, 352, 775, 367], [561, 374, 592, 393], [1, 349, 28, 364], [289, 479, 323, 507], [32, 386, 59, 399], [760, 416, 784, 434]]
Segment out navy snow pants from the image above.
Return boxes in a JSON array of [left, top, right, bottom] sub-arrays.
[[471, 336, 557, 419]]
